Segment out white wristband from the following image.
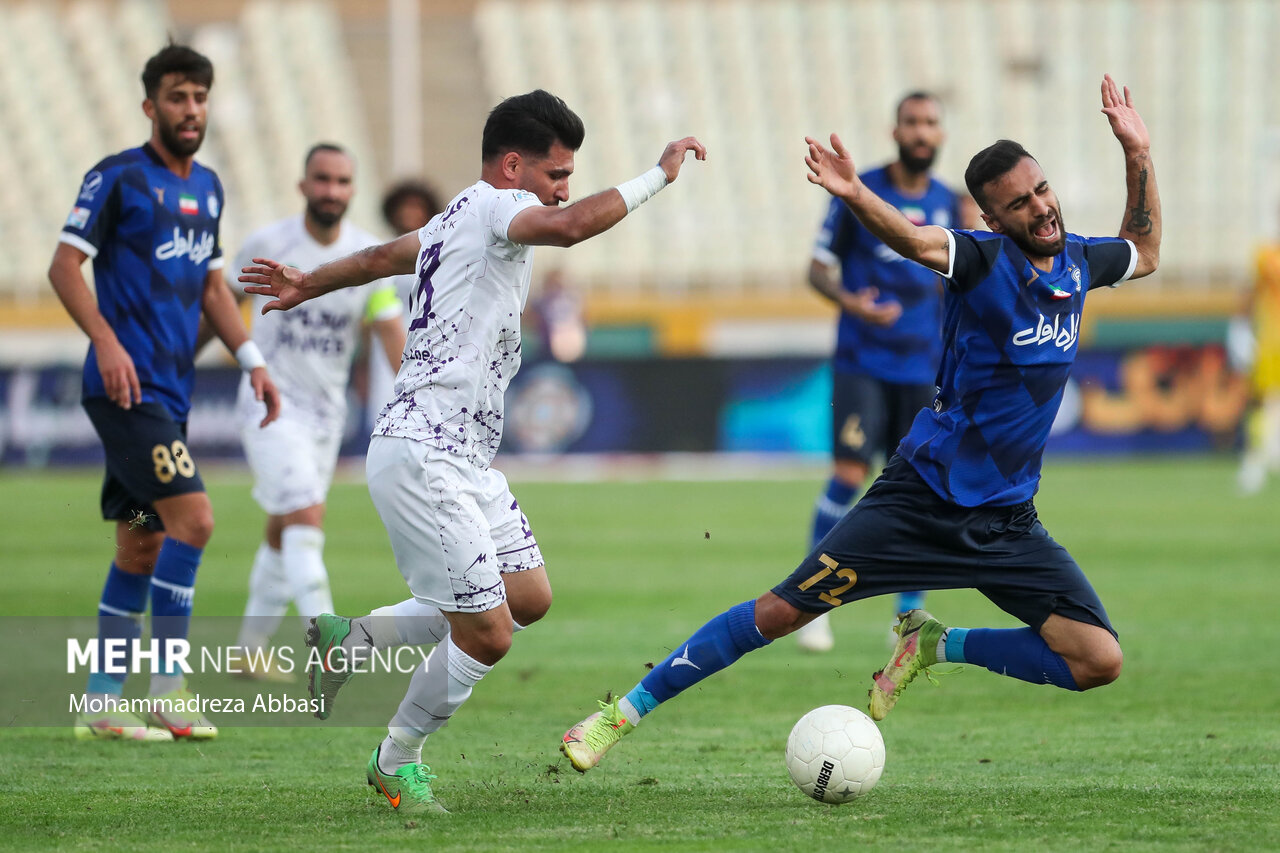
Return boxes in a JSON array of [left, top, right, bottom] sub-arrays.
[[615, 165, 668, 213], [235, 341, 267, 372]]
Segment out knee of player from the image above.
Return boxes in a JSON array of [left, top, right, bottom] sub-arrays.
[[510, 589, 552, 628], [754, 593, 804, 641], [1076, 643, 1123, 689], [181, 508, 216, 547]]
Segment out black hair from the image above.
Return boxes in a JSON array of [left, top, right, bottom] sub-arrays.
[[304, 142, 350, 171], [141, 42, 214, 99], [481, 89, 585, 162], [896, 91, 939, 123], [964, 139, 1035, 210], [380, 179, 442, 230]]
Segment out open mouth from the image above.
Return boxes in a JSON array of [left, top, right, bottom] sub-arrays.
[[1033, 216, 1058, 242]]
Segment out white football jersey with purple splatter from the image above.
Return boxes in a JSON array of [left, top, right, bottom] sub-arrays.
[[374, 181, 543, 467]]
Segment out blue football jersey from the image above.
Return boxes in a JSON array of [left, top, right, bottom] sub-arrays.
[[60, 144, 224, 422], [898, 229, 1137, 506], [814, 166, 961, 384]]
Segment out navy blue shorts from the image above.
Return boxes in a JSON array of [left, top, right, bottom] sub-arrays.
[[831, 371, 934, 465], [83, 398, 206, 532], [772, 454, 1115, 635]]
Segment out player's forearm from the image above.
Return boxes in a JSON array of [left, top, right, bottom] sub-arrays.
[[807, 260, 845, 306], [48, 255, 117, 346], [375, 318, 406, 373], [840, 188, 944, 270], [304, 240, 417, 298], [1119, 148, 1161, 277], [520, 189, 630, 248], [202, 275, 251, 352]]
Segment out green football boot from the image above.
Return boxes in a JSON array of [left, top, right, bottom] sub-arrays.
[[560, 697, 635, 772], [305, 613, 354, 720], [145, 683, 218, 739], [868, 608, 946, 721], [366, 747, 448, 814], [74, 709, 173, 742]]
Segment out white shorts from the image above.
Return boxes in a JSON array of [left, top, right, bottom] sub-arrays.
[[365, 435, 544, 613], [241, 412, 342, 516]]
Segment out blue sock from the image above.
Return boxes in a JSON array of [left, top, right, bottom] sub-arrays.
[[810, 478, 857, 548], [951, 627, 1079, 690], [150, 538, 202, 678], [896, 590, 926, 613], [87, 564, 150, 696], [630, 600, 771, 713]]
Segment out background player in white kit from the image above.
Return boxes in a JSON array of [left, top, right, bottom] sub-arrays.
[[232, 144, 405, 676], [241, 90, 705, 814]]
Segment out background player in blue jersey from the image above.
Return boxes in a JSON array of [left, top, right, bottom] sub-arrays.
[[798, 92, 974, 653], [49, 43, 280, 741], [560, 75, 1161, 773]]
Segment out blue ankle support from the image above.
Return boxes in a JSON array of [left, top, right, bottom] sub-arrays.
[[810, 478, 858, 548], [960, 627, 1080, 690], [150, 538, 202, 676], [636, 600, 771, 705], [87, 564, 150, 696]]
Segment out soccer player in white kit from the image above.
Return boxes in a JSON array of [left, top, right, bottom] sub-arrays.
[[241, 90, 705, 814], [232, 144, 406, 677]]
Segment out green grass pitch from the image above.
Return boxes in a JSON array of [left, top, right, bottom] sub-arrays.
[[0, 456, 1277, 851]]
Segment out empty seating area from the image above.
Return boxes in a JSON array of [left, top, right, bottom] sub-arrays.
[[0, 0, 380, 302], [0, 0, 1276, 304]]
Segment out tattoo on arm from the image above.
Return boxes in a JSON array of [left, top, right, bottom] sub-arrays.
[[1126, 167, 1152, 235]]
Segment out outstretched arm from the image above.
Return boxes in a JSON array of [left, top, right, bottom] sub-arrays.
[[506, 137, 706, 247], [240, 232, 421, 314], [1102, 74, 1160, 279], [202, 267, 281, 426], [805, 134, 951, 274]]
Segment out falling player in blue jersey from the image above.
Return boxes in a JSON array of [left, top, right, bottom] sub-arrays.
[[49, 44, 280, 741], [561, 74, 1160, 772], [797, 92, 975, 653]]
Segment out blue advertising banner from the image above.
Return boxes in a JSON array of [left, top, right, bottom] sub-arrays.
[[0, 345, 1246, 467]]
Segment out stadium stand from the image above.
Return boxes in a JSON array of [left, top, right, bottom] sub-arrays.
[[0, 0, 1274, 317]]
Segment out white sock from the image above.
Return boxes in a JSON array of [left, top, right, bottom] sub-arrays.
[[617, 696, 640, 724], [377, 727, 426, 774], [236, 544, 288, 651], [389, 635, 492, 740], [281, 525, 333, 624], [149, 673, 183, 696], [343, 598, 451, 657], [936, 629, 950, 663]]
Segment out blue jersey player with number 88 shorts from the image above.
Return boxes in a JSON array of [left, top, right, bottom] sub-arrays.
[[561, 75, 1161, 773], [49, 44, 280, 742]]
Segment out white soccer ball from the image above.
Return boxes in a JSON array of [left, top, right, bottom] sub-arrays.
[[785, 704, 886, 803]]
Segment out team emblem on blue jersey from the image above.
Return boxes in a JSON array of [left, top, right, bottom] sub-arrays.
[[79, 171, 103, 201], [207, 192, 219, 217], [179, 193, 199, 216]]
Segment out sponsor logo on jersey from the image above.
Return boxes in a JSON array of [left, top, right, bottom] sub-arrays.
[[78, 171, 103, 201], [155, 227, 216, 265], [65, 206, 91, 229], [1012, 311, 1079, 351], [179, 194, 199, 215], [207, 192, 219, 218]]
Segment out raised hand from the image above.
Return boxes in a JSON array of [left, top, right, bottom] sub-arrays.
[[239, 258, 308, 314], [806, 134, 861, 200], [657, 137, 707, 183], [1100, 74, 1149, 153]]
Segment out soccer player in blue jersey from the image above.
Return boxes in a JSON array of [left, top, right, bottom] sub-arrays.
[[797, 92, 974, 653], [561, 75, 1160, 772], [49, 44, 280, 741]]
